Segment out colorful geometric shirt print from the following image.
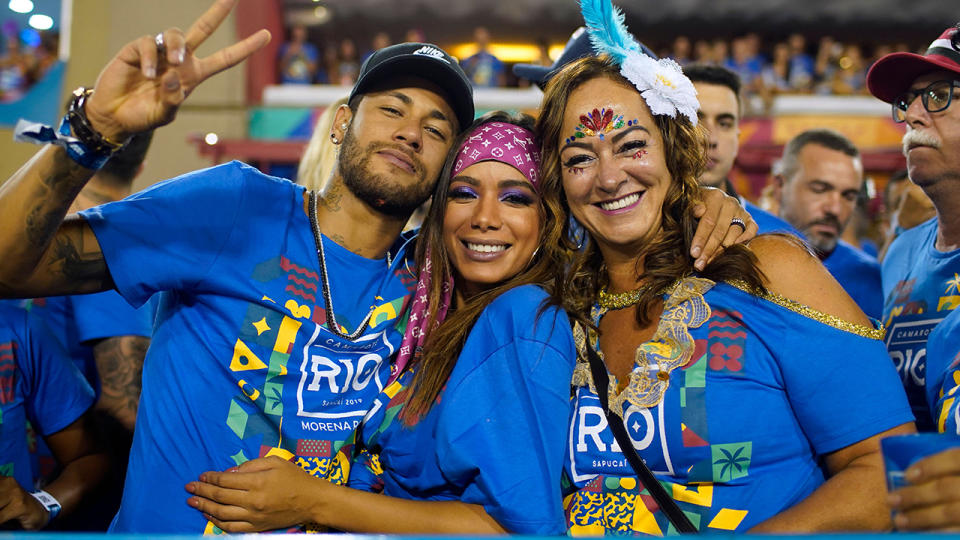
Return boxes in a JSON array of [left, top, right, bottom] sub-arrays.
[[80, 163, 415, 533], [346, 286, 575, 534], [882, 217, 960, 430], [564, 282, 912, 535]]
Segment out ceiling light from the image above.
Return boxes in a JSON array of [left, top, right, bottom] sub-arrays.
[[28, 13, 53, 30], [8, 0, 33, 14]]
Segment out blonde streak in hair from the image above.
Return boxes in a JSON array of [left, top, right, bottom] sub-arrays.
[[298, 97, 349, 191]]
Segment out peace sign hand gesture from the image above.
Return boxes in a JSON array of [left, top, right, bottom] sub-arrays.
[[85, 0, 271, 143]]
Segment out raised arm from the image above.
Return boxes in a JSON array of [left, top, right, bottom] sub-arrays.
[[0, 0, 269, 298]]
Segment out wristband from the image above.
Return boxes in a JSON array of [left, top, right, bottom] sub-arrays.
[[13, 86, 127, 170], [29, 490, 61, 524], [13, 116, 114, 170]]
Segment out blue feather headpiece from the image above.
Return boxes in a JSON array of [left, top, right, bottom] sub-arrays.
[[578, 0, 699, 125]]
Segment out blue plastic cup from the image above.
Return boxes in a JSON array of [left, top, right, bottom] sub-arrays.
[[881, 433, 960, 491]]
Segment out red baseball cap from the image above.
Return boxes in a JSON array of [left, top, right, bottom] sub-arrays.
[[867, 25, 960, 104]]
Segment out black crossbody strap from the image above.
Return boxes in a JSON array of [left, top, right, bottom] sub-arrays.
[[585, 343, 698, 533]]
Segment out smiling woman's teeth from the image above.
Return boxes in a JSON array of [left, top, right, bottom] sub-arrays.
[[466, 242, 507, 253], [599, 192, 640, 211]]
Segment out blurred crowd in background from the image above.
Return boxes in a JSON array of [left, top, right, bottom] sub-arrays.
[[277, 24, 925, 111], [0, 24, 58, 102]]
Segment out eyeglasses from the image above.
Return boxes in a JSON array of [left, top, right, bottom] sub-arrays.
[[893, 80, 960, 123]]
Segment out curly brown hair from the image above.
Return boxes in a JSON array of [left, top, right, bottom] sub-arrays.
[[535, 55, 766, 328]]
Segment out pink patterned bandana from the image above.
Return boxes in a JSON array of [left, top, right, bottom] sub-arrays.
[[451, 122, 541, 190], [389, 249, 452, 385]]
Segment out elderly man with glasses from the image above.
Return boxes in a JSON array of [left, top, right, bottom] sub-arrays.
[[865, 23, 960, 531]]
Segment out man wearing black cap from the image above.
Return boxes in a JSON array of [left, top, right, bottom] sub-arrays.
[[0, 1, 473, 533], [865, 23, 960, 531]]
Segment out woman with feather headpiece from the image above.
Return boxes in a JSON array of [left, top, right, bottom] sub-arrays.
[[538, 0, 915, 534]]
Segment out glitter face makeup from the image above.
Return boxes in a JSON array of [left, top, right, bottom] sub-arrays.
[[565, 108, 640, 144], [633, 149, 648, 160]]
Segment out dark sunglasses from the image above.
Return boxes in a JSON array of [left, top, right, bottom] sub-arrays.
[[893, 79, 960, 122]]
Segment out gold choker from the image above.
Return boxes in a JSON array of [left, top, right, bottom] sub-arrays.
[[598, 286, 644, 309]]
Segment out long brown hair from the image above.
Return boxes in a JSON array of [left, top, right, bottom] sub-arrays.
[[536, 55, 766, 328], [400, 111, 570, 423]]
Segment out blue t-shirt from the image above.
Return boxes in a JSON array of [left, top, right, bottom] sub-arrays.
[[882, 217, 960, 431], [0, 302, 94, 491], [723, 57, 763, 86], [742, 199, 798, 236], [461, 51, 504, 88], [80, 162, 416, 533], [20, 292, 153, 393], [278, 42, 320, 84], [926, 308, 960, 433], [347, 285, 575, 534], [564, 281, 912, 535], [823, 240, 883, 320]]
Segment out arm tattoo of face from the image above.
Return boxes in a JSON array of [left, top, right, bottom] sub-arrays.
[[92, 336, 149, 432]]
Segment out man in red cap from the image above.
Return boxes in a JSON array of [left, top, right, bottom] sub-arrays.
[[866, 23, 960, 530]]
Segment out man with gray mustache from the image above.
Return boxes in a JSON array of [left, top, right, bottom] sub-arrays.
[[865, 22, 960, 531], [771, 128, 881, 319]]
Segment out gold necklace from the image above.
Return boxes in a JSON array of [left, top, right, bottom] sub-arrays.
[[598, 286, 644, 309]]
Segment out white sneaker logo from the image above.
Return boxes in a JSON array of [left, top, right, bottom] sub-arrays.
[[412, 46, 449, 63]]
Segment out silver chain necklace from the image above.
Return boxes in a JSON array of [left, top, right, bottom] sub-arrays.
[[308, 189, 387, 340]]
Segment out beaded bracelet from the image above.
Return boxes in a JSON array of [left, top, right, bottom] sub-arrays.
[[65, 87, 127, 156]]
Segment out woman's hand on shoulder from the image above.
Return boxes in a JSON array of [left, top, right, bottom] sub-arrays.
[[748, 234, 871, 326]]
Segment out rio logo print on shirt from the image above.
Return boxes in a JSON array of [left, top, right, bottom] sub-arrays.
[[884, 273, 960, 429], [202, 253, 412, 535], [566, 312, 756, 535]]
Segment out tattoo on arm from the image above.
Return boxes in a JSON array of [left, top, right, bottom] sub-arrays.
[[25, 205, 66, 250], [49, 223, 113, 292], [92, 336, 149, 431]]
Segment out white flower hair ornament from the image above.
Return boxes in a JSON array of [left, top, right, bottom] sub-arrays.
[[580, 0, 699, 126]]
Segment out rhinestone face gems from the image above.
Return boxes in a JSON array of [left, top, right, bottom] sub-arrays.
[[565, 108, 631, 144]]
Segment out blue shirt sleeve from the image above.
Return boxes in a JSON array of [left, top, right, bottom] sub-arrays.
[[79, 162, 251, 307], [435, 286, 574, 535], [69, 291, 153, 342], [772, 302, 914, 454], [19, 308, 95, 436]]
